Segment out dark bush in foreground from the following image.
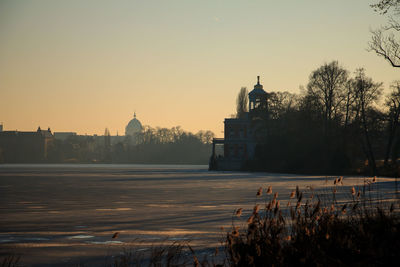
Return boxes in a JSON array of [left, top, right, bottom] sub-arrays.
[[109, 179, 400, 267], [226, 182, 400, 267]]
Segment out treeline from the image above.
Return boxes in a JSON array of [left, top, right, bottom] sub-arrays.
[[247, 61, 400, 176], [48, 126, 214, 164]]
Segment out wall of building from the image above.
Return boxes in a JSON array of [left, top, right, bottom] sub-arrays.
[[224, 118, 250, 160], [0, 131, 54, 163]]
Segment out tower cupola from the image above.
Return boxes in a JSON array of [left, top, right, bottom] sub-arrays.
[[248, 76, 268, 113]]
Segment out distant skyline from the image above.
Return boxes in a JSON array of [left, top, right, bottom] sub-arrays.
[[0, 0, 398, 137]]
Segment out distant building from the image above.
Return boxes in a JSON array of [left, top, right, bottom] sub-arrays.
[[54, 132, 77, 141], [0, 127, 54, 163], [125, 112, 143, 136], [210, 76, 268, 170], [0, 113, 146, 163]]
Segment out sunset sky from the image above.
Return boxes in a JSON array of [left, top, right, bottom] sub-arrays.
[[0, 0, 398, 137]]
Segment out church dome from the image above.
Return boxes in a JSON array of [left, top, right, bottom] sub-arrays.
[[125, 113, 143, 136]]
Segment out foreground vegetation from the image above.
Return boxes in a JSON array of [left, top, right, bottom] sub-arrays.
[[226, 180, 399, 266], [107, 178, 400, 266]]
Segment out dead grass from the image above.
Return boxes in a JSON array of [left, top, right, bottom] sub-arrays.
[[0, 254, 20, 267], [225, 180, 400, 266]]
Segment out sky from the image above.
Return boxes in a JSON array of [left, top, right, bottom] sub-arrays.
[[0, 0, 398, 137]]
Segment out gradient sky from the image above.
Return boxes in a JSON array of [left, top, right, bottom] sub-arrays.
[[0, 0, 398, 137]]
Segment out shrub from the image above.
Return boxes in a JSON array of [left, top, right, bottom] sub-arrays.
[[225, 182, 400, 266]]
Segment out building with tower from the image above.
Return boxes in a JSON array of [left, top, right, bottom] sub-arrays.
[[210, 76, 268, 170]]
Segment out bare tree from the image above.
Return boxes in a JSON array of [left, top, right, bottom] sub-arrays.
[[370, 29, 400, 67], [342, 79, 358, 128], [268, 91, 298, 120], [371, 0, 400, 14], [307, 61, 348, 134], [353, 68, 383, 175], [384, 80, 400, 165], [369, 0, 400, 68], [203, 130, 215, 144], [103, 128, 111, 162], [236, 87, 248, 118], [196, 130, 215, 144], [104, 128, 111, 148]]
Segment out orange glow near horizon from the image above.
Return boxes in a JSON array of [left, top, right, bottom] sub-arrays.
[[0, 0, 398, 137]]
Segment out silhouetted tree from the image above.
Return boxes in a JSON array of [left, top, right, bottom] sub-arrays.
[[369, 0, 400, 68], [371, 0, 400, 14], [118, 126, 214, 164], [307, 61, 348, 134], [247, 62, 393, 175], [268, 91, 298, 120], [196, 130, 215, 144], [342, 79, 358, 128], [103, 128, 111, 162], [352, 69, 383, 175], [385, 80, 400, 165], [104, 128, 111, 147], [236, 87, 248, 118]]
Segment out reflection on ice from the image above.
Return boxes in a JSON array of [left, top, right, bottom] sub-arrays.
[[87, 240, 123, 245], [168, 237, 191, 241], [0, 236, 50, 243], [95, 208, 132, 211], [67, 235, 94, 239]]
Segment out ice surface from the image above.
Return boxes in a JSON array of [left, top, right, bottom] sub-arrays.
[[0, 164, 398, 265]]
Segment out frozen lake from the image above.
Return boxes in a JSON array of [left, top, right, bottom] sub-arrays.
[[0, 164, 398, 266]]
